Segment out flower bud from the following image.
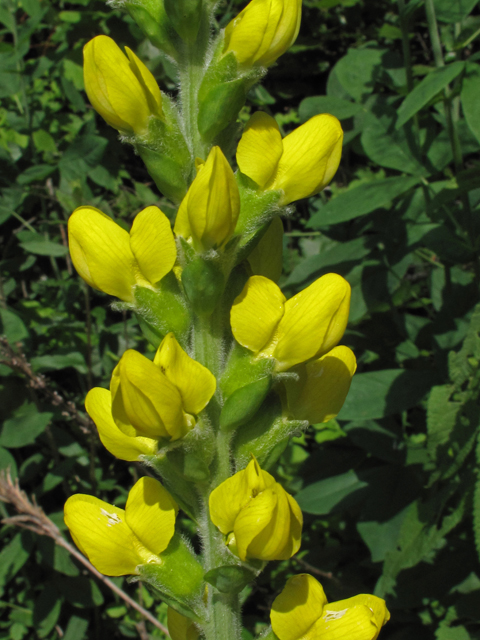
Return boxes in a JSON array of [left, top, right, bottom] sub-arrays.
[[230, 274, 351, 371], [237, 112, 343, 205], [174, 146, 240, 252], [224, 0, 302, 69], [270, 574, 390, 640], [64, 477, 177, 576], [164, 0, 202, 43], [209, 457, 302, 561], [68, 205, 176, 302], [284, 346, 357, 424], [83, 35, 163, 136]]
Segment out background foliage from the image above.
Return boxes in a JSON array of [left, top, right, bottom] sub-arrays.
[[1, 0, 480, 638]]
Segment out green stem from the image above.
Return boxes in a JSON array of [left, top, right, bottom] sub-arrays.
[[193, 311, 240, 640], [397, 0, 414, 93]]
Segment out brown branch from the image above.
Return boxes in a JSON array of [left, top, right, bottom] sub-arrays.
[[0, 470, 169, 637], [294, 557, 341, 586], [0, 337, 94, 435]]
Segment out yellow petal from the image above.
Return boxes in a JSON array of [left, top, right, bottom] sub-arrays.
[[85, 387, 158, 461], [234, 486, 278, 561], [125, 477, 178, 556], [231, 276, 286, 354], [129, 206, 177, 286], [312, 604, 381, 640], [113, 349, 188, 440], [273, 274, 351, 370], [246, 484, 291, 560], [68, 206, 137, 301], [325, 595, 390, 633], [286, 346, 356, 424], [269, 114, 343, 205], [281, 492, 303, 559], [125, 46, 163, 118], [271, 574, 328, 640], [175, 147, 240, 251], [153, 333, 216, 415], [209, 466, 252, 535], [168, 607, 199, 640], [83, 36, 151, 134], [236, 112, 283, 189], [64, 494, 151, 576]]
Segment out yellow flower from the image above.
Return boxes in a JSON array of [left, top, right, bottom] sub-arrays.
[[236, 112, 343, 205], [209, 457, 302, 561], [64, 476, 178, 576], [230, 274, 351, 372], [168, 607, 199, 640], [174, 146, 240, 252], [224, 0, 302, 69], [68, 205, 176, 302], [247, 217, 284, 283], [270, 574, 390, 640], [86, 333, 217, 458], [83, 35, 163, 136], [284, 346, 357, 424]]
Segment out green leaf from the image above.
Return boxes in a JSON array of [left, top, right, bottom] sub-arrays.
[[33, 586, 62, 639], [434, 0, 479, 23], [427, 385, 461, 459], [62, 615, 89, 640], [55, 577, 104, 608], [0, 446, 17, 478], [19, 234, 68, 257], [396, 62, 465, 129], [0, 403, 52, 448], [473, 434, 480, 561], [0, 308, 28, 342], [357, 507, 410, 562], [436, 626, 470, 640], [361, 107, 424, 174], [298, 96, 362, 122], [285, 237, 371, 287], [59, 135, 108, 181], [338, 369, 436, 420], [0, 533, 33, 596], [461, 62, 480, 144], [334, 47, 387, 101], [31, 352, 88, 374], [295, 470, 369, 515], [16, 164, 56, 185], [204, 566, 255, 594], [308, 176, 419, 227]]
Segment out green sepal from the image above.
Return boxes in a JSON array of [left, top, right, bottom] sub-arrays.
[[260, 629, 278, 640], [181, 257, 225, 317], [198, 78, 250, 142], [220, 343, 275, 399], [197, 45, 262, 143], [123, 0, 179, 59], [235, 173, 283, 236], [134, 275, 191, 346], [164, 0, 202, 42], [138, 534, 204, 619], [204, 565, 255, 594], [167, 449, 211, 481], [233, 393, 308, 469], [137, 144, 189, 203], [220, 376, 272, 432]]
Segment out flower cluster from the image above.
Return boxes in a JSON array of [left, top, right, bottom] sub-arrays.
[[62, 0, 389, 639]]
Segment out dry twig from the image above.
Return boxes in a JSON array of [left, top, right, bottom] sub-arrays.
[[0, 337, 94, 435], [0, 470, 169, 637]]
